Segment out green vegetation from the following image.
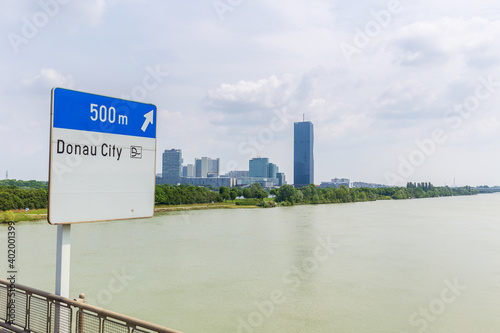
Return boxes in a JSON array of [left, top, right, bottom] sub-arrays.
[[406, 182, 478, 197], [242, 183, 268, 199], [0, 179, 480, 221], [0, 185, 48, 211], [2, 210, 15, 222], [234, 198, 259, 206], [272, 183, 478, 205], [0, 179, 48, 190], [155, 184, 224, 205], [1, 209, 46, 223]]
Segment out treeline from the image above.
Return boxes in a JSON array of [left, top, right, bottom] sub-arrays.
[[272, 183, 478, 205], [406, 182, 478, 198], [0, 186, 48, 211], [155, 184, 224, 205], [0, 179, 479, 211], [155, 182, 478, 206], [0, 179, 48, 190]]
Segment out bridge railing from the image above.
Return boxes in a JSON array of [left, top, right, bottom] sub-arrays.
[[0, 278, 183, 333]]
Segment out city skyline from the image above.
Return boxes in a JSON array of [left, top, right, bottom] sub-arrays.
[[1, 2, 499, 187]]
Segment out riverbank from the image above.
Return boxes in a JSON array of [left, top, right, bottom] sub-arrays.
[[2, 192, 484, 223], [1, 209, 47, 223], [155, 201, 257, 212], [1, 201, 259, 223]]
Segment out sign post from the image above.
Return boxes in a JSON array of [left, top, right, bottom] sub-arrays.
[[48, 88, 157, 297], [55, 224, 71, 297]]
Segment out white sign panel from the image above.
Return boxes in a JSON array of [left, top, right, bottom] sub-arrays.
[[48, 88, 157, 224]]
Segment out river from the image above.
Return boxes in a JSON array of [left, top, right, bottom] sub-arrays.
[[2, 193, 500, 332]]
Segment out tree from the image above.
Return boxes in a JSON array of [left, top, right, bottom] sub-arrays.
[[276, 184, 296, 203], [229, 188, 238, 201], [250, 183, 263, 198], [243, 188, 252, 199], [219, 186, 230, 201]]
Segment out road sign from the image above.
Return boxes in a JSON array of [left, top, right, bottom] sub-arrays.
[[48, 88, 157, 224]]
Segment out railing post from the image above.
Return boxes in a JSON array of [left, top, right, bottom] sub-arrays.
[[76, 293, 86, 333]]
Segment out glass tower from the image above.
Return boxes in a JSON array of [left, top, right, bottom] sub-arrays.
[[249, 157, 269, 178], [162, 149, 183, 185], [294, 121, 314, 188]]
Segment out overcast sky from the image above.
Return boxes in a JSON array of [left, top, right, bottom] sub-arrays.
[[1, 0, 499, 187]]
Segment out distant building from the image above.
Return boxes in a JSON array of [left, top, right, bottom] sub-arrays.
[[294, 121, 314, 188], [319, 178, 350, 188], [182, 164, 195, 178], [162, 149, 183, 185], [195, 157, 208, 178], [181, 176, 235, 188], [249, 158, 269, 178], [236, 177, 275, 188], [268, 163, 278, 179], [208, 158, 220, 177], [226, 170, 250, 178], [277, 172, 286, 186], [195, 157, 219, 177], [352, 181, 386, 188]]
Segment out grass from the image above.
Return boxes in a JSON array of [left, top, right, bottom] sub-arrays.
[[1, 209, 47, 223], [155, 200, 258, 212]]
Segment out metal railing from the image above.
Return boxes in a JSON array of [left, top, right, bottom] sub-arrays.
[[0, 279, 183, 333]]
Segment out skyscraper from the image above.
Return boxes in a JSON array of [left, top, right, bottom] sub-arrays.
[[162, 149, 183, 185], [294, 121, 314, 188], [249, 157, 269, 178], [195, 157, 208, 177], [207, 158, 220, 177], [268, 163, 277, 179], [194, 157, 219, 177]]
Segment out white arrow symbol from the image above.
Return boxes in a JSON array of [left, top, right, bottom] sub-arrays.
[[141, 110, 154, 132]]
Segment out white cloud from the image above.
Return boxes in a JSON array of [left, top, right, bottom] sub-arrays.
[[22, 68, 74, 91], [205, 74, 295, 112]]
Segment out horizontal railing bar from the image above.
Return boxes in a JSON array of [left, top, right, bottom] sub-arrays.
[[0, 321, 29, 333], [0, 279, 183, 333]]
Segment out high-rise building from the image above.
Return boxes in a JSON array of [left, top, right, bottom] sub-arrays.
[[277, 172, 286, 186], [183, 164, 195, 177], [162, 149, 183, 185], [294, 121, 314, 188], [226, 170, 250, 178], [195, 157, 219, 177], [186, 164, 195, 177], [268, 163, 277, 179], [249, 157, 269, 178], [208, 158, 220, 177], [195, 157, 208, 178]]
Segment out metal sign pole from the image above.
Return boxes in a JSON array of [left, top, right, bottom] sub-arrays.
[[55, 224, 71, 297]]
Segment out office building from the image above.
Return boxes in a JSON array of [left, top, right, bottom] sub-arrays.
[[294, 121, 314, 188], [320, 178, 350, 188], [195, 157, 219, 177], [162, 149, 183, 185], [182, 164, 194, 178], [195, 157, 208, 178], [181, 176, 235, 188], [268, 163, 278, 179], [208, 158, 220, 177], [226, 170, 250, 178], [249, 158, 269, 178], [277, 172, 286, 186]]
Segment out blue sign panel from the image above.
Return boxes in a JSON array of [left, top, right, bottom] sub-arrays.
[[52, 88, 156, 138]]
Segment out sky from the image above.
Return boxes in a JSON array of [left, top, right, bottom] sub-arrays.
[[1, 0, 499, 187]]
